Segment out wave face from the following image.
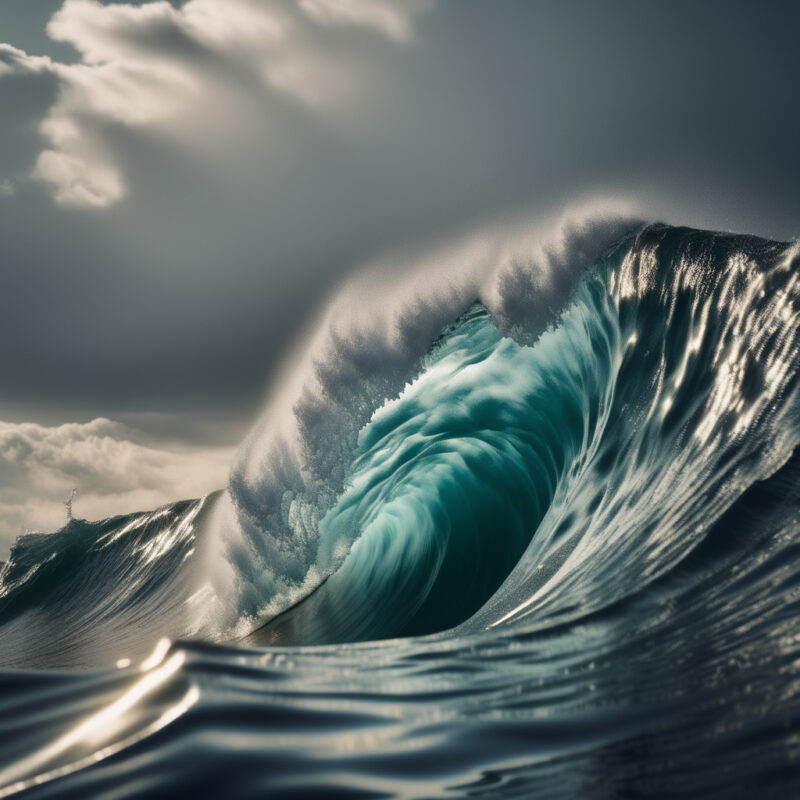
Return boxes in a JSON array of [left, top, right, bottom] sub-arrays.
[[1, 223, 800, 798]]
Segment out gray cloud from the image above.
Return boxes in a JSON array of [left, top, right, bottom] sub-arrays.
[[0, 45, 58, 194], [0, 0, 798, 424], [1, 0, 431, 208]]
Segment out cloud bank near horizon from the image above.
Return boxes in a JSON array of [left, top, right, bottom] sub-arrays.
[[0, 417, 233, 556]]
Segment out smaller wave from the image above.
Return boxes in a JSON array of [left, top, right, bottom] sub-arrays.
[[0, 496, 216, 669]]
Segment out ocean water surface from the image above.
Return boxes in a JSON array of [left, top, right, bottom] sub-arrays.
[[1, 222, 799, 798]]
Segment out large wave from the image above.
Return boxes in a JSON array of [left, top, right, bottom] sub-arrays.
[[201, 218, 800, 647]]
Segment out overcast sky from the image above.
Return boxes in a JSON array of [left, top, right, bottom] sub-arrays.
[[0, 0, 798, 548]]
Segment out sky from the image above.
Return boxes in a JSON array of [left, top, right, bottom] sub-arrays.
[[0, 0, 798, 551]]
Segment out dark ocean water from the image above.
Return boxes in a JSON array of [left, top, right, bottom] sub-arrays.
[[1, 223, 799, 798]]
